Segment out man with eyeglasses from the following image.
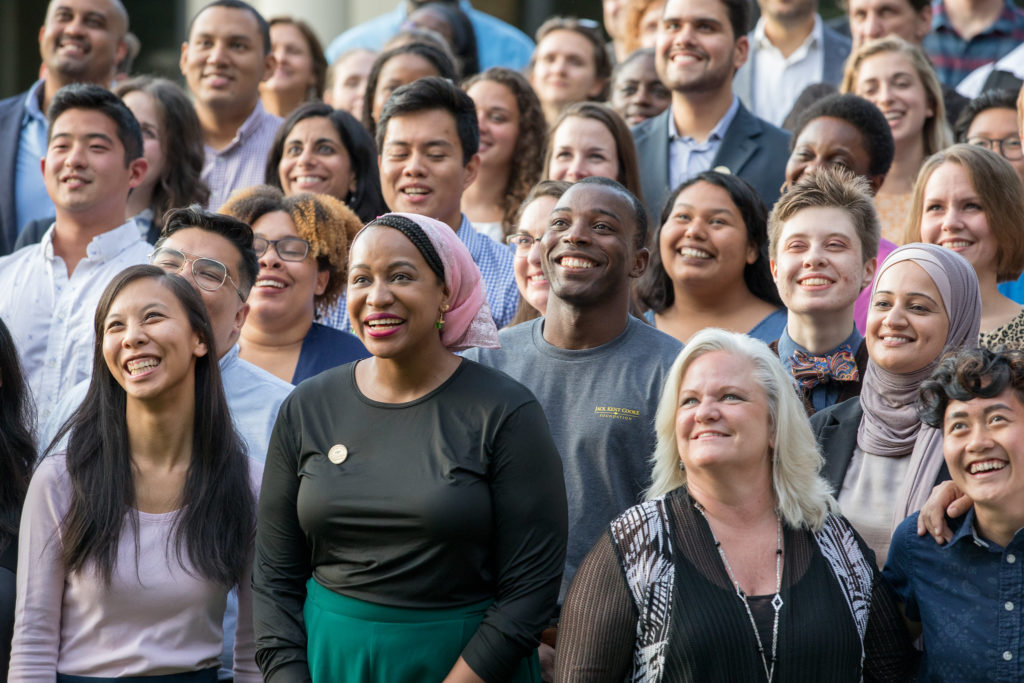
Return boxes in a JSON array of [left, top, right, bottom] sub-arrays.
[[0, 84, 149, 424], [954, 89, 1024, 185]]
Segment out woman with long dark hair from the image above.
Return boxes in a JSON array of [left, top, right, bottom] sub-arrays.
[[10, 266, 261, 682], [0, 318, 34, 679]]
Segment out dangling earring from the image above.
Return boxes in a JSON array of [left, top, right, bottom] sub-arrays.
[[435, 303, 450, 330]]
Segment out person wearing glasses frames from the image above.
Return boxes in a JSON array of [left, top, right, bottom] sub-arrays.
[[220, 185, 369, 384], [505, 180, 570, 326], [954, 88, 1024, 186]]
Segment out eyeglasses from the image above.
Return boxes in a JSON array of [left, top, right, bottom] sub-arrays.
[[967, 135, 1023, 161], [149, 247, 246, 301], [254, 236, 311, 261], [506, 232, 539, 257]]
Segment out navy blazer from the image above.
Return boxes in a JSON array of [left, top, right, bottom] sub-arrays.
[[732, 21, 852, 115], [631, 103, 790, 223], [0, 91, 30, 256]]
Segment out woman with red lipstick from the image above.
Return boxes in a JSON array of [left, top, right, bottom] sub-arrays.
[[220, 186, 369, 384], [253, 213, 568, 683], [461, 68, 547, 242], [11, 265, 261, 681], [905, 144, 1024, 350], [810, 243, 981, 565], [638, 171, 786, 344]]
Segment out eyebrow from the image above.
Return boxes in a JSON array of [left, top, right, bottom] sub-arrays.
[[873, 289, 941, 305], [350, 259, 421, 271], [947, 403, 1014, 419], [51, 132, 115, 145]]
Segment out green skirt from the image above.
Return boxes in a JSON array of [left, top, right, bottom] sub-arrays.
[[304, 578, 541, 682]]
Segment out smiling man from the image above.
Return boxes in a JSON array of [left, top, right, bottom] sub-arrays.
[[465, 177, 682, 617], [0, 0, 129, 255], [885, 346, 1024, 681], [0, 84, 148, 423], [632, 0, 789, 220], [180, 0, 280, 209]]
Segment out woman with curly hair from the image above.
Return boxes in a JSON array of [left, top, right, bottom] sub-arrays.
[[462, 68, 547, 241], [220, 186, 369, 384], [115, 76, 210, 241]]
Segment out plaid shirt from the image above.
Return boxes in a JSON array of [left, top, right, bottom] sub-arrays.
[[201, 100, 282, 210], [322, 214, 520, 332], [923, 0, 1024, 87]]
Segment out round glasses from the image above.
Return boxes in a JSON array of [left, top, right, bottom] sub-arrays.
[[149, 247, 246, 301], [254, 236, 311, 261], [967, 135, 1024, 161], [506, 232, 539, 258]]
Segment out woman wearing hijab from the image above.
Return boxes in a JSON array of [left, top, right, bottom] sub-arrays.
[[253, 213, 568, 683], [810, 243, 982, 564]]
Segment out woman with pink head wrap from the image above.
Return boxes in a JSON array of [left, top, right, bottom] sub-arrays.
[[253, 213, 567, 683]]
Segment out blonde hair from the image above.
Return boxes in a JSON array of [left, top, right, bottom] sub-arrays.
[[646, 329, 836, 531], [840, 37, 952, 157], [903, 144, 1024, 282]]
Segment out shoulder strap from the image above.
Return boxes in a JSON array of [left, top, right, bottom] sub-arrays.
[[609, 498, 675, 683], [814, 514, 875, 676]]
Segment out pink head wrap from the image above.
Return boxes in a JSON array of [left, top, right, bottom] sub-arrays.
[[356, 213, 500, 351]]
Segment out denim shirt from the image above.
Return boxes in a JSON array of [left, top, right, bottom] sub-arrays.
[[884, 510, 1024, 681]]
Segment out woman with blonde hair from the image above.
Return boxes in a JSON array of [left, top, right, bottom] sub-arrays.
[[841, 37, 953, 245], [905, 144, 1024, 349], [621, 0, 665, 54], [555, 329, 912, 681]]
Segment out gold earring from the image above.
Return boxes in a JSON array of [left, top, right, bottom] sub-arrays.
[[435, 303, 450, 330]]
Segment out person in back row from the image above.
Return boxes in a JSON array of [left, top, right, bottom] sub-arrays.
[[768, 167, 879, 415]]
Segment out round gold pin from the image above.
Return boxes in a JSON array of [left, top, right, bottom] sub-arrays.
[[328, 444, 348, 464]]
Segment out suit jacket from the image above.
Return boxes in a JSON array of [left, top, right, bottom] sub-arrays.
[[631, 103, 791, 222], [809, 395, 864, 495], [0, 91, 30, 256], [733, 20, 852, 115]]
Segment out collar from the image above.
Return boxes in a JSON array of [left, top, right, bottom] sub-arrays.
[[753, 13, 823, 52], [210, 100, 272, 152], [778, 325, 862, 366], [220, 343, 240, 371], [22, 79, 47, 126], [946, 508, 991, 550], [40, 218, 143, 264], [456, 213, 475, 238], [668, 95, 740, 143]]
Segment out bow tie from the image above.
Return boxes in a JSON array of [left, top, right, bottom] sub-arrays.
[[789, 346, 859, 390]]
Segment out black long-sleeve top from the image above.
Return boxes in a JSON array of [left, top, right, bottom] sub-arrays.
[[253, 360, 569, 683]]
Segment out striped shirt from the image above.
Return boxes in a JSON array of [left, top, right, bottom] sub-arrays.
[[201, 101, 282, 210], [923, 0, 1024, 87]]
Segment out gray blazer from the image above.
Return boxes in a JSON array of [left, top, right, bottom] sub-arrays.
[[0, 91, 30, 256], [733, 20, 853, 115], [631, 102, 790, 221]]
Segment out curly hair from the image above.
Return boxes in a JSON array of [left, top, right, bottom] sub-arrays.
[[919, 347, 1024, 428], [115, 77, 211, 232], [463, 67, 547, 234], [220, 185, 360, 316], [790, 93, 895, 179]]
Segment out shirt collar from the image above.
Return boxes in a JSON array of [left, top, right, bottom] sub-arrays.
[[22, 79, 48, 126], [753, 13, 823, 52], [947, 508, 992, 550], [41, 218, 144, 263], [668, 94, 740, 143], [220, 343, 240, 371], [778, 325, 862, 363], [211, 100, 271, 152]]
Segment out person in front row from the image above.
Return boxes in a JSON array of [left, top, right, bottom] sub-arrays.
[[767, 167, 879, 415], [10, 265, 262, 682], [555, 328, 913, 681], [886, 347, 1024, 681]]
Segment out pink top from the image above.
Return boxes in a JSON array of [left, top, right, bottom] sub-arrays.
[[854, 238, 899, 335], [8, 456, 262, 682]]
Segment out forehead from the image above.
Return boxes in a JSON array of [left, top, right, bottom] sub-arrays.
[[51, 107, 121, 141], [778, 206, 861, 242], [350, 224, 427, 262], [163, 227, 243, 273], [288, 116, 341, 141], [252, 211, 299, 238], [797, 116, 866, 151], [108, 278, 179, 315], [682, 350, 760, 388], [616, 53, 658, 81], [924, 161, 972, 194], [663, 0, 732, 24], [47, 0, 121, 24], [945, 388, 1024, 419], [876, 259, 939, 293], [537, 30, 595, 58], [968, 107, 1018, 135], [271, 22, 306, 43], [379, 53, 437, 79], [553, 116, 616, 146], [858, 51, 917, 78], [383, 108, 461, 148], [190, 5, 262, 41], [675, 180, 739, 211], [557, 184, 634, 223], [848, 0, 914, 12]]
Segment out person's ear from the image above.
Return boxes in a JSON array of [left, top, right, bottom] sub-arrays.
[[262, 51, 275, 83], [126, 157, 148, 190], [461, 153, 481, 191], [867, 172, 886, 195], [733, 34, 749, 71], [630, 245, 650, 278], [314, 269, 330, 296], [859, 255, 877, 292], [770, 257, 779, 283]]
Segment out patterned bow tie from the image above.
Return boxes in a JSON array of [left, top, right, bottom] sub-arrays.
[[789, 346, 859, 390]]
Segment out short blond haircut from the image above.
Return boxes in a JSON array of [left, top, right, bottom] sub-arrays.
[[768, 167, 880, 263], [646, 329, 835, 532], [903, 144, 1024, 282], [841, 37, 952, 157]]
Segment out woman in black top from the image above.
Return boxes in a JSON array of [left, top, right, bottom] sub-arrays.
[[253, 213, 568, 683], [555, 329, 913, 682]]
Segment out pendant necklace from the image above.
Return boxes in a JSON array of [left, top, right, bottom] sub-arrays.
[[694, 501, 783, 682]]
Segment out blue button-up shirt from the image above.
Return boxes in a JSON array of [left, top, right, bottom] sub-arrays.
[[14, 79, 55, 234], [885, 510, 1024, 682], [667, 95, 740, 190]]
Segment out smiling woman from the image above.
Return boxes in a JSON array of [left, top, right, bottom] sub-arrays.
[[253, 212, 567, 682], [9, 265, 261, 682], [259, 17, 327, 119]]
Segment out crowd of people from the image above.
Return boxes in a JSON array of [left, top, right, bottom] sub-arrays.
[[2, 0, 1024, 680]]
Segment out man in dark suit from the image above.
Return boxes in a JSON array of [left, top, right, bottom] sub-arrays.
[[0, 0, 129, 256], [632, 0, 790, 222], [733, 0, 852, 126]]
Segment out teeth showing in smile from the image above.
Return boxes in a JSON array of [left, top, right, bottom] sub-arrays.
[[404, 188, 429, 195], [528, 274, 548, 284], [969, 460, 1006, 474], [679, 247, 712, 259], [943, 241, 971, 248], [560, 257, 595, 269], [126, 358, 159, 375], [882, 335, 912, 343], [883, 111, 903, 121], [800, 277, 832, 286], [367, 318, 403, 328], [256, 279, 285, 288], [294, 176, 323, 185]]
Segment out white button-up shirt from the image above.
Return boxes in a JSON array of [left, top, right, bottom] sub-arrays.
[[751, 14, 825, 126], [0, 220, 150, 422]]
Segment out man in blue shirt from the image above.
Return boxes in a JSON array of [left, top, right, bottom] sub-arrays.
[[0, 0, 129, 255], [325, 0, 534, 71], [885, 346, 1024, 681]]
